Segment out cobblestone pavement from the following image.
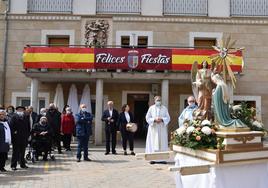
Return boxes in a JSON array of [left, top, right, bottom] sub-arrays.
[[0, 141, 176, 188]]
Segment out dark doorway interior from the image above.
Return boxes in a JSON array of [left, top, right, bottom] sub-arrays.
[[127, 94, 149, 139]]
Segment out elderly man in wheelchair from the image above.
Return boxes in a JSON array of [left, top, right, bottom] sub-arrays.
[[31, 117, 54, 161]]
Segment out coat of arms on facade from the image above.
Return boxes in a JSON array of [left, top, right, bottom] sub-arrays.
[[85, 20, 109, 47]]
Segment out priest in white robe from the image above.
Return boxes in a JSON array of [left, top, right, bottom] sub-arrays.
[[145, 96, 170, 154]]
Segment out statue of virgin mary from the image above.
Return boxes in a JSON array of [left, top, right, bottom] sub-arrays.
[[211, 74, 247, 128]]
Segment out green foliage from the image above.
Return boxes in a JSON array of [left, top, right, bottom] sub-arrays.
[[172, 120, 218, 150], [231, 102, 266, 132]]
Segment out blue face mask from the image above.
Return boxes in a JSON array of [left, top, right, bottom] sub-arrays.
[[155, 101, 161, 106]]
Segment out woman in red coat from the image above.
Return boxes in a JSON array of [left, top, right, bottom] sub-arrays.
[[61, 107, 75, 151]]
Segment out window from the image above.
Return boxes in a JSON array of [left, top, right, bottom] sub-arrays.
[[116, 31, 153, 47], [41, 30, 75, 46], [11, 92, 50, 113], [16, 98, 46, 113], [137, 36, 148, 48], [189, 32, 222, 48], [194, 38, 216, 48], [48, 37, 70, 47], [121, 36, 130, 48], [233, 95, 261, 120]]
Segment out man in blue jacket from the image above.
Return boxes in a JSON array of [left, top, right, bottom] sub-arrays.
[[75, 104, 93, 162]]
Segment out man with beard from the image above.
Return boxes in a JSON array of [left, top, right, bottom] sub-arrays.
[[46, 103, 62, 154], [9, 106, 30, 170]]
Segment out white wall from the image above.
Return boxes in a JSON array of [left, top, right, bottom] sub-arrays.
[[73, 0, 96, 15], [10, 0, 27, 14], [208, 0, 230, 17], [141, 0, 162, 16]]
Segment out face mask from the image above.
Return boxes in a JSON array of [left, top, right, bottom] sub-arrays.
[[8, 109, 13, 113], [155, 101, 161, 106], [16, 111, 24, 116], [66, 111, 71, 114], [41, 112, 46, 116], [189, 103, 195, 107], [81, 108, 87, 112]]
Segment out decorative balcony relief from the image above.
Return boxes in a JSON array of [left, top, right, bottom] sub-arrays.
[[164, 0, 208, 16], [85, 20, 109, 47]]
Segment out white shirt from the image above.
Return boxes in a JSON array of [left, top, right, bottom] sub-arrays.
[[109, 109, 113, 117], [124, 112, 130, 123]]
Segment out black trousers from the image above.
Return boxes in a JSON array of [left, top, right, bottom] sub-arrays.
[[11, 142, 26, 168], [105, 126, 117, 153], [53, 133, 62, 152], [63, 134, 72, 150], [0, 152, 7, 169], [121, 130, 134, 151]]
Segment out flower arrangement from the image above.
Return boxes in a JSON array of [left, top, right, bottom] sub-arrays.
[[172, 119, 218, 150], [231, 102, 267, 132]]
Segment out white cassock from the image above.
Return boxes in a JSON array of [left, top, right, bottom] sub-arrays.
[[145, 104, 170, 153]]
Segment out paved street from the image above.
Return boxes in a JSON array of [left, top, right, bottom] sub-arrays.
[[0, 141, 176, 188]]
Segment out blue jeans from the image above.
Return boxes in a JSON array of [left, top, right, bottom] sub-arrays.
[[76, 136, 89, 159]]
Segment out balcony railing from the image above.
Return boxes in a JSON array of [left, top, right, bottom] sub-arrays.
[[231, 0, 268, 17], [163, 0, 208, 16], [27, 0, 73, 13], [96, 0, 141, 14]]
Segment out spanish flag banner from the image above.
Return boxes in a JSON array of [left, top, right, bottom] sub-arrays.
[[23, 47, 243, 72], [23, 47, 95, 69], [172, 49, 242, 72]]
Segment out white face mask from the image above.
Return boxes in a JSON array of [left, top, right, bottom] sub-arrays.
[[155, 101, 161, 106], [81, 108, 87, 112], [66, 111, 72, 114], [16, 111, 24, 116]]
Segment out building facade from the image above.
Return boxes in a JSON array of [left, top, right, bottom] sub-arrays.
[[0, 0, 268, 144]]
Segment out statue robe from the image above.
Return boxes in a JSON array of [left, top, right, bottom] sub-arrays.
[[213, 84, 246, 128], [145, 104, 170, 153]]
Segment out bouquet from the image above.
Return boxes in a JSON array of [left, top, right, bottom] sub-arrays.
[[172, 119, 217, 150]]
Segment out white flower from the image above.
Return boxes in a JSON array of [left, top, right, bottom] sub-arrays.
[[232, 105, 242, 112], [176, 127, 186, 136], [252, 120, 263, 128], [186, 126, 195, 134], [201, 126, 212, 135], [201, 120, 211, 126]]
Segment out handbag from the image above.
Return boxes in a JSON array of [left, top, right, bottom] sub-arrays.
[[126, 123, 138, 133]]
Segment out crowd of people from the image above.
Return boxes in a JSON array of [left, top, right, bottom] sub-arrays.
[[0, 94, 195, 172], [0, 98, 146, 172]]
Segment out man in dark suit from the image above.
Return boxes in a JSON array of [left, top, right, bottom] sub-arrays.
[[9, 106, 31, 170], [27, 106, 38, 130], [46, 103, 62, 154], [102, 101, 119, 155]]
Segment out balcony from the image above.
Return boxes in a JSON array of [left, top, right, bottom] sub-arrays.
[[96, 0, 141, 14], [163, 0, 208, 16], [231, 0, 268, 17], [27, 0, 73, 13]]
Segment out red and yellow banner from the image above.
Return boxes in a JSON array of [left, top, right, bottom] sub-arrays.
[[172, 49, 242, 72], [23, 47, 94, 69], [23, 47, 243, 72]]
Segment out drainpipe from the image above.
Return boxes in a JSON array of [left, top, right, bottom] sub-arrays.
[[1, 0, 10, 106]]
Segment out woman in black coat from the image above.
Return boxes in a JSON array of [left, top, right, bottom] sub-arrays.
[[117, 104, 135, 155], [0, 110, 11, 172]]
